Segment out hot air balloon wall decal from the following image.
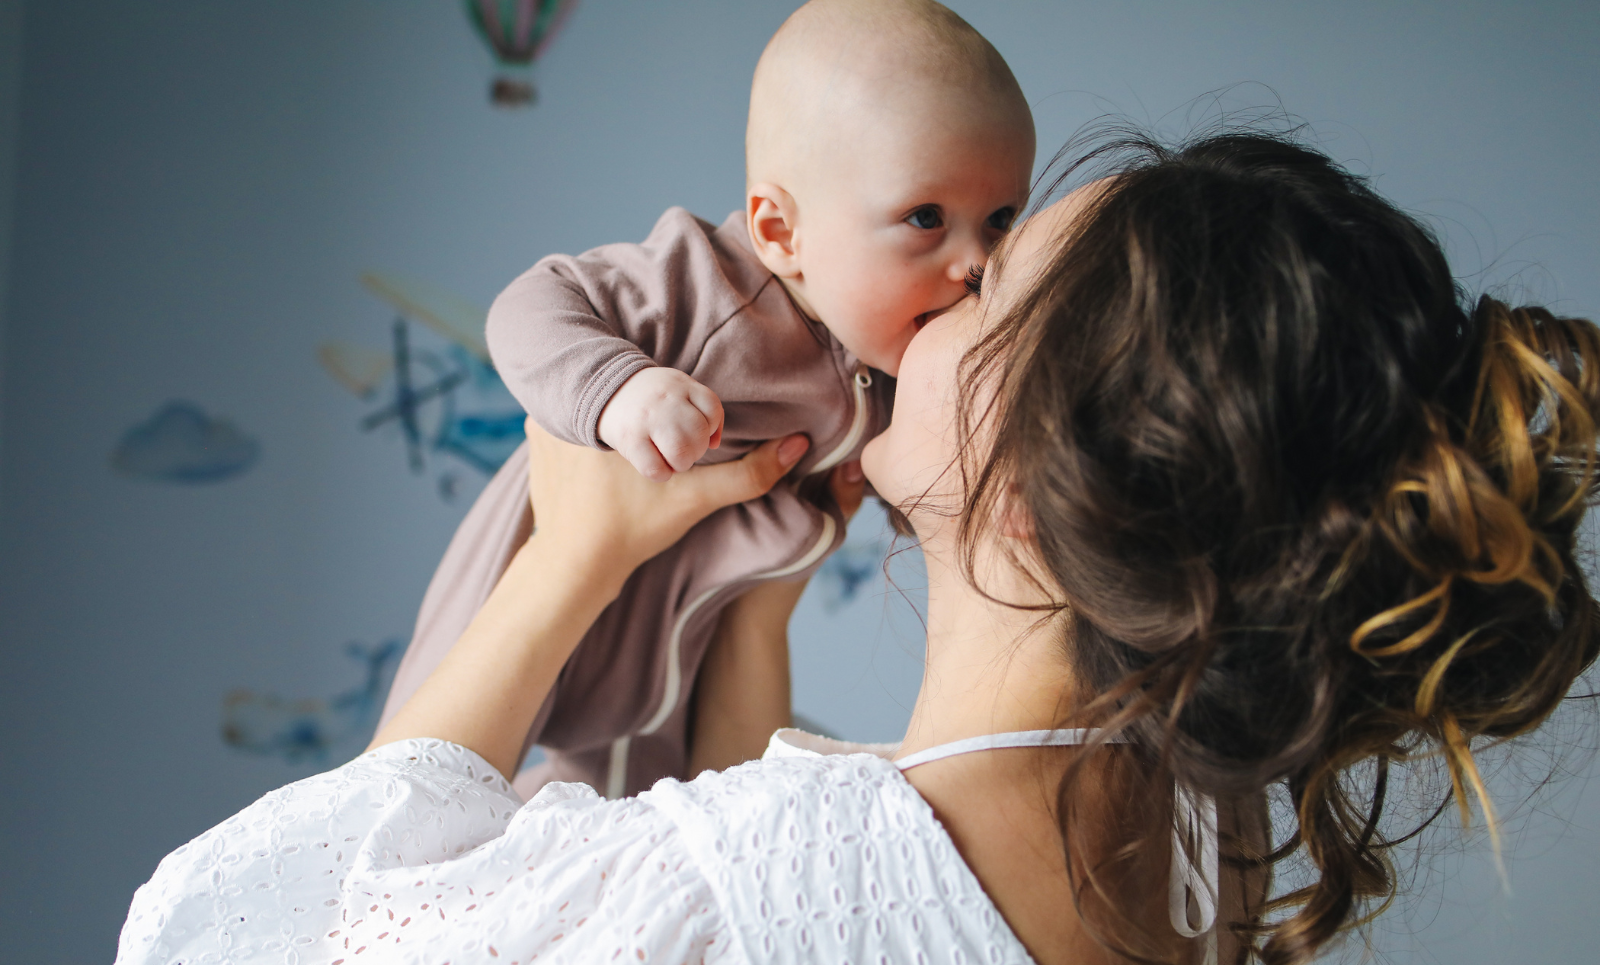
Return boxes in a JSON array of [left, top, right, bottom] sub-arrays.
[[466, 0, 578, 107]]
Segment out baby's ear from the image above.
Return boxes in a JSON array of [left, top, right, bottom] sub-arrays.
[[746, 183, 802, 278]]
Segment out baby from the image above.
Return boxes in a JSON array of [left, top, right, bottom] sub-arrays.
[[378, 0, 1036, 798]]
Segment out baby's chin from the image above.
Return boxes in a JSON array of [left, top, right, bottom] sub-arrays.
[[866, 352, 903, 379], [870, 327, 924, 378], [838, 342, 900, 378], [832, 322, 912, 376]]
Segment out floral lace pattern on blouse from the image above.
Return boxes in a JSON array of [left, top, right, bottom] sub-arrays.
[[117, 734, 1035, 964]]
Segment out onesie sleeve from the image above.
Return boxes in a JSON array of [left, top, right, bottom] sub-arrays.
[[487, 207, 754, 449]]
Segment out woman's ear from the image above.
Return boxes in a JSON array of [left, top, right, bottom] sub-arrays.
[[998, 484, 1035, 541], [746, 183, 803, 279]]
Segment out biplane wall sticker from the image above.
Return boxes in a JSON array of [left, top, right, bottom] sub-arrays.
[[320, 272, 526, 501], [466, 0, 578, 107], [221, 639, 402, 763], [112, 400, 261, 484]]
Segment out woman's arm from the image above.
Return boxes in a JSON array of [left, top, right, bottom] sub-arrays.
[[687, 578, 805, 775], [369, 422, 811, 779]]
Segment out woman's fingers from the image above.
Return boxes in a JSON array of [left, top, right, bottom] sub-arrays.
[[524, 421, 812, 579], [681, 434, 809, 516]]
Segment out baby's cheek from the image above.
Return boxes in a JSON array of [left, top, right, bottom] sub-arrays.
[[865, 316, 917, 372], [829, 272, 918, 362]]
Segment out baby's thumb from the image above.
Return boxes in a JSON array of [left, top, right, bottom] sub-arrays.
[[689, 434, 809, 512]]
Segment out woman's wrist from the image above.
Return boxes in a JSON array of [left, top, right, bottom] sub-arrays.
[[517, 522, 636, 606], [498, 529, 632, 643]]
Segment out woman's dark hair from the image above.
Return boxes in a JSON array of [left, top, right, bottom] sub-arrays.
[[958, 129, 1600, 963]]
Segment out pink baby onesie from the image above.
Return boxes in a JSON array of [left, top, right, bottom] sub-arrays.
[[377, 207, 894, 798]]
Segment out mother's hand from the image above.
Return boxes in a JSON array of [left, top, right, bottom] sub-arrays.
[[526, 419, 812, 593], [369, 423, 811, 779]]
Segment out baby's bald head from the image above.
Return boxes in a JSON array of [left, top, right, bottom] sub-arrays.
[[747, 0, 1032, 194], [742, 0, 1035, 378]]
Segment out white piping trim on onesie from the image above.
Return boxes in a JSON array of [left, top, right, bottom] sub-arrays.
[[605, 735, 631, 799], [603, 364, 868, 799], [603, 513, 840, 798], [812, 365, 872, 473]]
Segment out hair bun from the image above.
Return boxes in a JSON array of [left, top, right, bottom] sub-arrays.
[[1361, 297, 1600, 660]]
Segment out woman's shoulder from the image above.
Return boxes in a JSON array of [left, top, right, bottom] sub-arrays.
[[647, 728, 906, 822], [117, 740, 727, 965], [645, 728, 911, 836], [640, 730, 1036, 965], [760, 725, 902, 761]]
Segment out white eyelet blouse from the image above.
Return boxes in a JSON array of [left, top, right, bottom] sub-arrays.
[[115, 731, 1037, 964]]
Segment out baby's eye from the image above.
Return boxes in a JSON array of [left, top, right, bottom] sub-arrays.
[[906, 206, 943, 230], [964, 264, 984, 298], [986, 207, 1018, 231]]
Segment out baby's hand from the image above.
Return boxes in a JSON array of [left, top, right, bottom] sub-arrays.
[[597, 367, 725, 482]]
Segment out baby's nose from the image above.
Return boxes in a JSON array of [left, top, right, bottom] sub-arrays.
[[946, 250, 986, 283], [947, 233, 991, 282]]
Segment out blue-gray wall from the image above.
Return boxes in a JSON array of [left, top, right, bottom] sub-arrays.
[[1, 2, 1595, 962], [0, 0, 22, 497]]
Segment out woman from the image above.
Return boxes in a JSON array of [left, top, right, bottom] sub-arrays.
[[117, 132, 1600, 965]]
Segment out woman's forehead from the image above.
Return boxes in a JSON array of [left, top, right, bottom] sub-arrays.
[[990, 185, 1099, 294]]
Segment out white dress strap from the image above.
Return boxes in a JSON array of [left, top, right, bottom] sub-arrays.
[[892, 728, 1217, 964], [892, 728, 1121, 771]]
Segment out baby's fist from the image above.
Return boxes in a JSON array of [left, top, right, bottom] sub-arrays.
[[597, 367, 725, 482]]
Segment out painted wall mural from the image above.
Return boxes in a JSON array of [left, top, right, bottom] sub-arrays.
[[466, 0, 578, 107], [111, 400, 260, 483], [321, 272, 525, 501], [221, 639, 402, 763], [813, 531, 892, 613]]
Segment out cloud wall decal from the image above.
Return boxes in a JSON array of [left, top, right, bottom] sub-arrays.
[[112, 400, 261, 483]]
